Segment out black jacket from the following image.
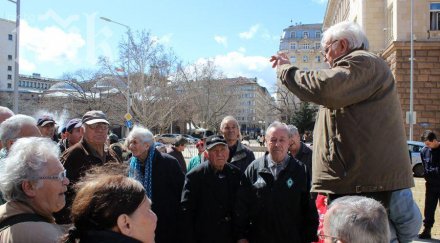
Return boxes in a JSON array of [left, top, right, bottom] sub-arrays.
[[181, 162, 241, 243], [78, 230, 142, 243], [421, 146, 440, 186], [294, 142, 313, 182], [235, 153, 318, 243], [229, 141, 255, 172], [148, 151, 185, 243]]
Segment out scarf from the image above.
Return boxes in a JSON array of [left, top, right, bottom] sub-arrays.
[[128, 143, 156, 199]]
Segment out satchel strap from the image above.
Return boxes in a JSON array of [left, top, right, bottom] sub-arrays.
[[0, 213, 48, 231]]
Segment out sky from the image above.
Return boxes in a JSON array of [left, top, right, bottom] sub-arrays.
[[0, 0, 327, 92]]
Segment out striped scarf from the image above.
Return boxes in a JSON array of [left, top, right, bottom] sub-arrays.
[[128, 143, 156, 199]]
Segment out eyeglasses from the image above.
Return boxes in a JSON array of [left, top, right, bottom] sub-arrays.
[[38, 170, 67, 182], [320, 39, 339, 56], [317, 233, 339, 242], [87, 123, 109, 130]]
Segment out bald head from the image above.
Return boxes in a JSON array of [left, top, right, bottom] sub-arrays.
[[0, 114, 41, 151], [0, 106, 14, 124]]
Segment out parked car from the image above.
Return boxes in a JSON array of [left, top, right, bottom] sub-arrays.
[[182, 134, 199, 144], [154, 134, 178, 144], [407, 140, 425, 177]]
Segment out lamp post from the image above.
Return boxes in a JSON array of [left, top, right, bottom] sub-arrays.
[[100, 16, 131, 136], [7, 0, 20, 113], [409, 0, 414, 140]]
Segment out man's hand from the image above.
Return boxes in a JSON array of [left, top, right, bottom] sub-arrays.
[[270, 53, 290, 68]]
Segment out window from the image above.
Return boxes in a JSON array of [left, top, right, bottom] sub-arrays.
[[290, 42, 296, 50], [316, 56, 321, 62], [8, 34, 13, 41], [290, 31, 296, 38], [315, 43, 321, 50], [303, 31, 309, 38], [315, 31, 321, 38], [7, 83, 11, 89], [303, 56, 309, 63], [7, 74, 12, 80], [303, 43, 310, 49], [290, 56, 296, 63], [8, 55, 12, 60], [7, 66, 12, 71], [430, 3, 440, 30]]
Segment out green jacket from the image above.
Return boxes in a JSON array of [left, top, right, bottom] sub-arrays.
[[278, 49, 414, 194]]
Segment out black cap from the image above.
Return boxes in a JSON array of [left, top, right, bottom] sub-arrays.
[[65, 118, 82, 132], [37, 115, 55, 127], [205, 135, 227, 150]]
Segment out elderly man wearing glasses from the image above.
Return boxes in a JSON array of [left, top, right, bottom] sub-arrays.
[[54, 110, 121, 224], [0, 137, 69, 242]]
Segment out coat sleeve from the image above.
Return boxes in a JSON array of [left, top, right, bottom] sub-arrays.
[[278, 53, 386, 109], [180, 171, 200, 243]]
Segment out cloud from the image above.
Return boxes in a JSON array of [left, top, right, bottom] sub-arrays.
[[20, 20, 85, 64], [239, 24, 260, 39], [20, 58, 37, 72], [238, 47, 246, 53], [152, 33, 173, 45], [312, 0, 327, 4], [197, 51, 276, 90], [214, 35, 228, 47]]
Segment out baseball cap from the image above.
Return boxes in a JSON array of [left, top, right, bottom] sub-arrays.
[[82, 110, 109, 125], [65, 118, 82, 132], [37, 115, 56, 127], [205, 135, 227, 150]]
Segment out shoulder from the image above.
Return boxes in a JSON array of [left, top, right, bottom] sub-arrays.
[[61, 141, 86, 160], [8, 222, 64, 243]]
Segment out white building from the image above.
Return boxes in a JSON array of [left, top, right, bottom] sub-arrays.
[[0, 18, 16, 91]]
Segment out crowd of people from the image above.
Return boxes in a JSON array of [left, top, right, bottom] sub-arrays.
[[0, 20, 438, 243]]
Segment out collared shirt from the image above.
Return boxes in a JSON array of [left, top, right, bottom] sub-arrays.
[[267, 154, 289, 180]]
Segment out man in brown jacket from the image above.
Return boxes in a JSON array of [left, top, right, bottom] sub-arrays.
[[54, 110, 121, 224], [271, 21, 414, 208]]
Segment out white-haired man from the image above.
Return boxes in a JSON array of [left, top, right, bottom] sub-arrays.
[[271, 21, 413, 208], [0, 137, 69, 242]]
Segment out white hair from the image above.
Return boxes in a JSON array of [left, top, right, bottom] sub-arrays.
[[321, 21, 369, 51], [327, 196, 390, 243], [266, 121, 289, 138], [286, 124, 299, 138], [0, 137, 60, 202], [0, 106, 14, 122], [126, 125, 154, 146], [0, 114, 37, 146], [220, 115, 240, 130]]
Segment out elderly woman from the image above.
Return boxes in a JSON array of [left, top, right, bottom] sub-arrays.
[[61, 169, 157, 243], [126, 125, 184, 243], [0, 137, 69, 242]]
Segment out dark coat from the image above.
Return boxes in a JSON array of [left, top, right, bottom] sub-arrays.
[[181, 162, 241, 243], [167, 146, 187, 174], [54, 139, 121, 224], [78, 230, 142, 243], [294, 142, 313, 182], [235, 153, 318, 243], [421, 146, 440, 186], [147, 151, 185, 243], [229, 141, 255, 172]]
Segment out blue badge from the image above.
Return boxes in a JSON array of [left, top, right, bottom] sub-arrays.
[[286, 178, 294, 188]]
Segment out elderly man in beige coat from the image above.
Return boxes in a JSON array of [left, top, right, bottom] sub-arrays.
[[271, 21, 414, 205]]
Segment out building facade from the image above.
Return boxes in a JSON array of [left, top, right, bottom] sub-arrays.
[[324, 0, 440, 140], [277, 23, 326, 123], [0, 18, 16, 92], [225, 77, 276, 137]]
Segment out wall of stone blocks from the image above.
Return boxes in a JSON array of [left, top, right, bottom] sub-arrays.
[[383, 41, 440, 140]]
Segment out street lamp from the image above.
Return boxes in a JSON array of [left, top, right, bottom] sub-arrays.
[[7, 0, 20, 113], [100, 16, 131, 136]]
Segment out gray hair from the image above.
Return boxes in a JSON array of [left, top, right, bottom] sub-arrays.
[[286, 125, 299, 138], [0, 137, 60, 202], [126, 125, 154, 146], [0, 115, 37, 146], [220, 116, 239, 130], [327, 196, 390, 243], [266, 121, 289, 138], [321, 21, 369, 51], [0, 106, 14, 123]]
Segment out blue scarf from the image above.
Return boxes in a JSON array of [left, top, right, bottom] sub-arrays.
[[128, 143, 156, 199]]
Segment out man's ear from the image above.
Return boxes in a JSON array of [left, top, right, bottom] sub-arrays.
[[21, 180, 37, 198], [116, 214, 132, 236], [340, 39, 350, 53]]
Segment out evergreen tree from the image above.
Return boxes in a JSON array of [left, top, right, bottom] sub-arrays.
[[291, 102, 318, 134]]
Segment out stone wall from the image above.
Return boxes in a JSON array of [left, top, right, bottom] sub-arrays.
[[382, 41, 440, 140]]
